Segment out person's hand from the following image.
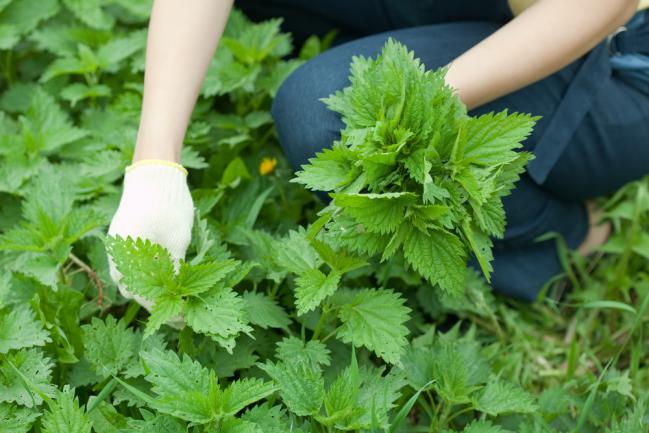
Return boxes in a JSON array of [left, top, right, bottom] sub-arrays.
[[106, 159, 194, 326]]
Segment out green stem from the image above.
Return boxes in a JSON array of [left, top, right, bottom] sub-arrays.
[[312, 304, 331, 340]]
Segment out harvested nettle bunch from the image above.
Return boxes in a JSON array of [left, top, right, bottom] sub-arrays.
[[294, 39, 539, 294]]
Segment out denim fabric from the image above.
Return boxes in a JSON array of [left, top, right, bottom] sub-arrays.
[[238, 0, 649, 301]]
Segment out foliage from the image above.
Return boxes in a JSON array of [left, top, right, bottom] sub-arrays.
[[0, 2, 648, 433]]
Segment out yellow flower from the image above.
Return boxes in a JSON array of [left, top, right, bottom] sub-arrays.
[[259, 157, 277, 176]]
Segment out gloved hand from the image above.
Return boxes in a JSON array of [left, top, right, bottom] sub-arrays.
[[107, 159, 194, 327]]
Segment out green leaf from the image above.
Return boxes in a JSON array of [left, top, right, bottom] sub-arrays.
[[0, 402, 40, 433], [464, 111, 537, 166], [144, 297, 184, 338], [60, 83, 111, 107], [0, 24, 18, 50], [335, 288, 411, 365], [221, 377, 277, 416], [0, 348, 56, 408], [294, 269, 341, 316], [184, 286, 252, 352], [0, 0, 59, 37], [273, 228, 322, 274], [402, 228, 467, 294], [61, 0, 115, 30], [461, 419, 510, 433], [474, 378, 537, 416], [41, 387, 92, 433], [121, 410, 187, 433], [104, 235, 176, 302], [332, 193, 416, 235], [258, 359, 324, 417], [242, 291, 291, 330], [274, 336, 331, 368], [292, 144, 356, 191], [140, 349, 215, 423], [176, 259, 238, 296], [240, 403, 292, 433], [81, 316, 138, 378], [0, 305, 50, 353]]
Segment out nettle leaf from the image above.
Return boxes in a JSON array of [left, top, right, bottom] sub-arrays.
[[140, 349, 214, 423], [221, 377, 277, 416], [0, 402, 40, 433], [460, 419, 510, 433], [105, 235, 176, 301], [184, 285, 253, 353], [292, 144, 357, 191], [241, 291, 291, 330], [61, 0, 115, 30], [0, 305, 50, 353], [402, 228, 467, 294], [121, 410, 187, 433], [295, 38, 537, 293], [0, 0, 59, 46], [240, 403, 292, 433], [106, 235, 251, 351], [0, 348, 56, 408], [294, 269, 341, 316], [258, 358, 325, 417], [274, 336, 331, 368], [335, 288, 411, 366], [81, 315, 138, 378], [41, 387, 92, 433], [474, 378, 538, 416], [273, 228, 322, 274], [332, 193, 416, 235]]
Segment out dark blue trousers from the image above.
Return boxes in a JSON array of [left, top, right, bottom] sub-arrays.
[[239, 0, 649, 300]]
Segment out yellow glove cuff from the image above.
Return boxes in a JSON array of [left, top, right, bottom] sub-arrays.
[[126, 158, 188, 176]]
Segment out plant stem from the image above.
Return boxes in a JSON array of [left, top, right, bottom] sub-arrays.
[[68, 252, 105, 307], [312, 304, 331, 340]]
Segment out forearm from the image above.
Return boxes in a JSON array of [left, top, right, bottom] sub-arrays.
[[134, 0, 233, 163], [445, 0, 639, 110]]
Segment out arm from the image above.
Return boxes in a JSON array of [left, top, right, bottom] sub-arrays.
[[445, 0, 639, 110], [134, 0, 234, 163], [108, 0, 232, 313]]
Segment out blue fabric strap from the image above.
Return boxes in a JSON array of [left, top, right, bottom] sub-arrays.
[[526, 42, 611, 184]]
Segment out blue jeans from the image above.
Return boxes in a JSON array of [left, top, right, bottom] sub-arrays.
[[240, 0, 649, 300]]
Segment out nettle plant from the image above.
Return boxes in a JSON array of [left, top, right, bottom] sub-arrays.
[[97, 39, 541, 432], [295, 39, 538, 294]]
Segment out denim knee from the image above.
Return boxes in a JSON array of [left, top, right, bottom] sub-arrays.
[[271, 60, 346, 174]]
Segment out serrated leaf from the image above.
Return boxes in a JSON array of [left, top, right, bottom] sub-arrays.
[[332, 193, 416, 235], [474, 378, 537, 416], [461, 419, 510, 433], [258, 359, 324, 417], [176, 259, 238, 296], [273, 228, 321, 274], [0, 348, 56, 408], [81, 315, 138, 378], [402, 229, 466, 294], [336, 288, 411, 365], [41, 387, 92, 433], [62, 0, 115, 30], [0, 305, 50, 353], [242, 291, 291, 330], [0, 402, 40, 433], [292, 144, 356, 191], [294, 269, 341, 316], [140, 349, 214, 423], [184, 286, 252, 351], [104, 235, 176, 301], [221, 377, 277, 416], [275, 336, 331, 368]]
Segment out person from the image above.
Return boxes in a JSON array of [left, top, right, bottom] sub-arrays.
[[107, 0, 649, 308]]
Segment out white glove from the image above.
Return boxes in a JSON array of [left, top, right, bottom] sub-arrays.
[[107, 159, 194, 325]]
